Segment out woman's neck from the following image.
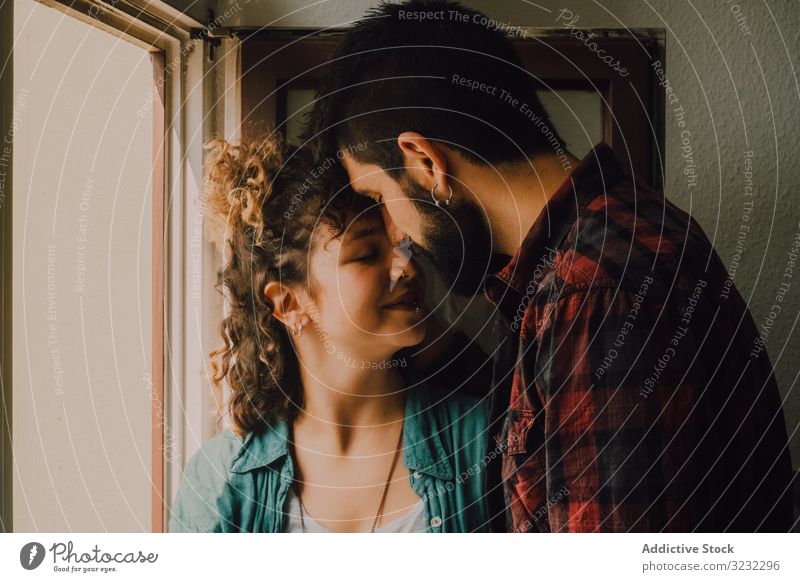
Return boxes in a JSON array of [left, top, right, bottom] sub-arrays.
[[293, 349, 407, 454]]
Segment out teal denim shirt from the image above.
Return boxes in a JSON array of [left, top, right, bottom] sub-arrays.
[[169, 383, 491, 533]]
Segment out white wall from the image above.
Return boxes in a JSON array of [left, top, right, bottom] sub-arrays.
[[214, 0, 800, 466], [12, 0, 154, 531]]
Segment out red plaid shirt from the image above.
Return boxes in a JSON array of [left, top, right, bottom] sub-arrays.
[[483, 142, 794, 532]]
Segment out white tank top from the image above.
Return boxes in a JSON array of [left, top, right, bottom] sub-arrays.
[[282, 487, 428, 533]]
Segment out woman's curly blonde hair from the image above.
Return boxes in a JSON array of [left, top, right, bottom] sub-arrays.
[[201, 130, 360, 436]]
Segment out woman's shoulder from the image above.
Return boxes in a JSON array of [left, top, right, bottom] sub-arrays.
[[415, 382, 489, 426], [407, 382, 490, 453], [168, 429, 245, 532], [186, 429, 246, 477]]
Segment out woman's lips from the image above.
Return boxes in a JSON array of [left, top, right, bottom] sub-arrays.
[[383, 290, 421, 311], [383, 302, 419, 311]]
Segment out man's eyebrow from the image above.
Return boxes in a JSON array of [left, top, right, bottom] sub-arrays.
[[355, 188, 382, 202]]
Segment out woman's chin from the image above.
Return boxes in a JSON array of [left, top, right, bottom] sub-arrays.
[[369, 325, 426, 356], [393, 325, 427, 349]]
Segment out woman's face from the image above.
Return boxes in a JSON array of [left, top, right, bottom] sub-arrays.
[[302, 205, 427, 363]]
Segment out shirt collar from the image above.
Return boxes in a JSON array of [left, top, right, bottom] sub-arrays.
[[229, 383, 454, 480], [484, 142, 626, 320], [228, 419, 290, 474]]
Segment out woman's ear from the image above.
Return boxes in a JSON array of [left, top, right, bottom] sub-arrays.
[[397, 132, 449, 195], [264, 282, 306, 330]]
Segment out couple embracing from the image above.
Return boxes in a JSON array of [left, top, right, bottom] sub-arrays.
[[170, 0, 793, 533]]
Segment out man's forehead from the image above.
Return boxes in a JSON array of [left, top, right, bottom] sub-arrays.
[[341, 153, 384, 186]]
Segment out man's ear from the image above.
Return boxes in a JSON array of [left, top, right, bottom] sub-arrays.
[[263, 281, 307, 330], [397, 132, 449, 194]]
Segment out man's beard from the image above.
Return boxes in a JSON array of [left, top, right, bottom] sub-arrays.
[[402, 180, 495, 297]]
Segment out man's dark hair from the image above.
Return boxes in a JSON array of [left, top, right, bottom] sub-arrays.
[[304, 0, 564, 179]]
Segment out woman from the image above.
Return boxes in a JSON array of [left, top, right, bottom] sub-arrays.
[[169, 131, 491, 533]]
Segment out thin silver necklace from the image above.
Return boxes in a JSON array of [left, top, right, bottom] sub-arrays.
[[292, 421, 404, 533]]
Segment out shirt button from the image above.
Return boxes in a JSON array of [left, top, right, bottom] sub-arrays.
[[412, 471, 422, 480], [430, 516, 442, 528]]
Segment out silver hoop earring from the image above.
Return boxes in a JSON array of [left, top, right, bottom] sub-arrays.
[[431, 183, 453, 208], [292, 322, 303, 337]]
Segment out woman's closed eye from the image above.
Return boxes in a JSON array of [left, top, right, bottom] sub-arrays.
[[352, 248, 379, 263]]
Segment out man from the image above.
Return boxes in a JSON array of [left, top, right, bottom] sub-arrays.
[[305, 0, 794, 532]]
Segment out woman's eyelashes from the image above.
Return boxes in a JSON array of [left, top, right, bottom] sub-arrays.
[[343, 243, 382, 264], [353, 249, 378, 263]]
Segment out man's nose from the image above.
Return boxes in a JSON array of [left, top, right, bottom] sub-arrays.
[[389, 247, 418, 291], [381, 204, 409, 245]]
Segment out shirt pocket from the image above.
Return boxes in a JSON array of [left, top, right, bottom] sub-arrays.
[[501, 408, 535, 455]]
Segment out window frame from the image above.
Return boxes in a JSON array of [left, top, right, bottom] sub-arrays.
[[0, 0, 14, 534], [1, 0, 218, 532]]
